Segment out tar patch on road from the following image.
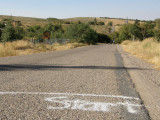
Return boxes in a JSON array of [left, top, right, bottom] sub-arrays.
[[115, 46, 150, 120]]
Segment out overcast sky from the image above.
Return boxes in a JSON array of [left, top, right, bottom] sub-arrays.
[[0, 0, 160, 20]]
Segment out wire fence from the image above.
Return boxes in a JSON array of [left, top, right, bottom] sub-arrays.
[[30, 38, 70, 45]]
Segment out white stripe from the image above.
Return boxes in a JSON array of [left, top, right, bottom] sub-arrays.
[[45, 97, 142, 113], [0, 91, 139, 100]]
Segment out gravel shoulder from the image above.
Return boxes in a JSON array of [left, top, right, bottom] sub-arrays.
[[118, 45, 160, 120]]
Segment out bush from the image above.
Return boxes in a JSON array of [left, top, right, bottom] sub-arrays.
[[98, 22, 105, 25], [155, 19, 160, 29], [1, 21, 15, 42], [140, 21, 155, 40], [118, 24, 131, 41], [47, 18, 59, 22], [51, 30, 64, 39], [15, 26, 24, 39], [107, 22, 113, 26], [110, 32, 121, 43], [2, 18, 12, 22], [88, 21, 95, 25], [65, 22, 71, 24], [26, 25, 42, 39], [65, 23, 98, 44], [0, 23, 5, 28], [88, 21, 105, 25], [154, 29, 160, 41]]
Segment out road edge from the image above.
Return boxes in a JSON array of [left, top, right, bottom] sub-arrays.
[[115, 45, 150, 120]]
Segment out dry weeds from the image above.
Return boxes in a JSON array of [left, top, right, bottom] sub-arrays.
[[0, 40, 86, 57], [122, 38, 160, 69]]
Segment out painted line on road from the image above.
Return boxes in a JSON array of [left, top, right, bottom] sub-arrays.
[[45, 96, 142, 114], [0, 91, 139, 100]]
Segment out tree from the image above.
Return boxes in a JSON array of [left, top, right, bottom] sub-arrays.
[[44, 23, 54, 31], [134, 19, 140, 26], [65, 23, 98, 44], [140, 21, 155, 40], [0, 23, 5, 28], [65, 22, 71, 24], [118, 24, 131, 41], [94, 18, 97, 25], [16, 21, 22, 26], [154, 19, 160, 41], [52, 30, 64, 39], [129, 24, 141, 41], [26, 25, 41, 39], [15, 26, 24, 39], [88, 21, 95, 25], [154, 29, 160, 41], [107, 21, 113, 26], [1, 21, 15, 42], [110, 32, 120, 43], [155, 19, 160, 29], [0, 23, 5, 41], [98, 22, 105, 25]]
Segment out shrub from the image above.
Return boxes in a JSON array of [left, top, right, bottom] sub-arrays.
[[65, 22, 71, 24], [88, 21, 95, 25], [2, 18, 12, 22], [65, 23, 98, 44], [15, 26, 24, 39], [1, 21, 15, 42], [107, 22, 113, 26], [155, 19, 160, 29], [154, 29, 160, 41], [98, 22, 105, 25]]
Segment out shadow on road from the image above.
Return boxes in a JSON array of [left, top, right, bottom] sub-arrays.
[[0, 64, 150, 71]]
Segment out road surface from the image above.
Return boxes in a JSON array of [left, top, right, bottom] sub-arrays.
[[0, 45, 150, 120]]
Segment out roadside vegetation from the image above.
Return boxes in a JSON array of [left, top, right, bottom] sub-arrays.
[[0, 17, 110, 57], [121, 19, 160, 69], [1, 16, 160, 65], [122, 38, 160, 69], [0, 40, 86, 57]]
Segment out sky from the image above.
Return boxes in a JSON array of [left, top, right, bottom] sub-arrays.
[[0, 0, 160, 20]]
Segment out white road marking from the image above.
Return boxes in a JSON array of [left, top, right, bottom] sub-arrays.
[[0, 91, 139, 100], [45, 96, 142, 114], [0, 91, 142, 113]]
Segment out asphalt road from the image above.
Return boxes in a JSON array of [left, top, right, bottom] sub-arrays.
[[0, 44, 149, 120]]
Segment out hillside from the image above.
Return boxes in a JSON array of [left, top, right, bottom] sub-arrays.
[[63, 17, 140, 26], [0, 15, 63, 27], [0, 15, 144, 35], [63, 17, 145, 34]]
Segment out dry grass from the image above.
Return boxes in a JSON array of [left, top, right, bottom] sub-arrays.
[[63, 17, 144, 26], [122, 38, 160, 69], [0, 15, 63, 28], [90, 25, 109, 34], [0, 40, 86, 58]]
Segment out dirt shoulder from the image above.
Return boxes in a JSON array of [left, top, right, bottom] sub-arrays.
[[118, 45, 160, 120]]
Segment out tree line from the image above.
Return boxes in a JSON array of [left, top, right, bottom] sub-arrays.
[[110, 19, 160, 43], [1, 18, 160, 44], [0, 19, 111, 44]]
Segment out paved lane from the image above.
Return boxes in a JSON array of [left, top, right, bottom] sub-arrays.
[[0, 45, 149, 120]]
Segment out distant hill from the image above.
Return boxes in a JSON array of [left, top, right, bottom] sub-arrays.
[[63, 17, 143, 26], [0, 15, 145, 35], [0, 15, 63, 27]]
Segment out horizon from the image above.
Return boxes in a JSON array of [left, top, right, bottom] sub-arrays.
[[0, 15, 152, 21], [0, 0, 160, 21]]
